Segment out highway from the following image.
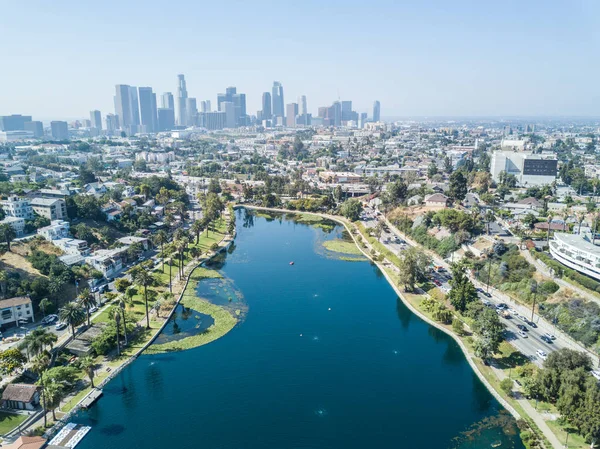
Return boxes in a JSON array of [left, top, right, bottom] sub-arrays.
[[360, 207, 599, 369]]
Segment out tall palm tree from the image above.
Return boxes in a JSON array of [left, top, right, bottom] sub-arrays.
[[0, 223, 16, 252], [131, 266, 155, 329], [39, 298, 52, 318], [22, 328, 58, 358], [113, 309, 121, 356], [546, 212, 555, 247], [79, 356, 96, 388], [190, 220, 203, 245], [116, 296, 128, 345], [78, 288, 96, 327], [59, 302, 85, 339], [139, 183, 151, 200], [174, 239, 187, 278], [577, 212, 586, 234], [153, 230, 169, 262], [43, 379, 64, 422], [0, 271, 7, 299]]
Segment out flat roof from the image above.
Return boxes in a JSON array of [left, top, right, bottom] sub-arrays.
[[554, 232, 600, 257]]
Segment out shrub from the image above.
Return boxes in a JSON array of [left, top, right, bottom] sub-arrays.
[[452, 318, 465, 336], [500, 378, 514, 396]]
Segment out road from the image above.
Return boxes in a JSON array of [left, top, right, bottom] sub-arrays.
[[360, 207, 600, 369]]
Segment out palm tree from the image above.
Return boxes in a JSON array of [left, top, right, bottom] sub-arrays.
[[59, 302, 85, 339], [0, 223, 16, 252], [190, 220, 203, 245], [174, 239, 187, 278], [39, 298, 52, 318], [22, 328, 57, 358], [79, 356, 96, 388], [139, 183, 151, 200], [546, 212, 555, 247], [131, 266, 155, 329], [485, 210, 496, 235], [156, 292, 174, 318], [113, 309, 121, 356], [116, 296, 128, 345], [43, 378, 64, 422], [189, 246, 200, 260], [0, 271, 7, 299], [78, 288, 96, 327], [577, 212, 586, 234], [31, 352, 50, 377], [153, 230, 169, 262], [374, 221, 384, 242]]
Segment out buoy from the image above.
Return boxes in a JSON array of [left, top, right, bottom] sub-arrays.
[[289, 261, 294, 265]]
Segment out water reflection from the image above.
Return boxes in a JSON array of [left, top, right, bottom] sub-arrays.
[[395, 298, 412, 330]]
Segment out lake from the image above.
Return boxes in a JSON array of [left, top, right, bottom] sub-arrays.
[[73, 209, 524, 449]]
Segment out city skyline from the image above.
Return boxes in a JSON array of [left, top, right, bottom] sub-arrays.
[[2, 0, 599, 119]]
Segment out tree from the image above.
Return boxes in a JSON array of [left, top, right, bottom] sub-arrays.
[[113, 308, 122, 356], [114, 278, 132, 294], [448, 171, 468, 201], [472, 308, 504, 362], [397, 247, 431, 292], [452, 318, 465, 336], [78, 288, 96, 327], [448, 261, 478, 313], [79, 355, 96, 388], [340, 199, 362, 221], [59, 302, 85, 338], [21, 328, 57, 358], [427, 162, 438, 179], [39, 297, 52, 317], [0, 223, 16, 252], [0, 348, 27, 374], [190, 220, 203, 245], [131, 266, 155, 329], [374, 221, 385, 242], [116, 296, 129, 345], [387, 180, 408, 205], [500, 378, 514, 396], [43, 379, 64, 422]]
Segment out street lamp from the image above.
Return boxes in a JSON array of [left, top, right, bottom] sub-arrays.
[[530, 280, 538, 323]]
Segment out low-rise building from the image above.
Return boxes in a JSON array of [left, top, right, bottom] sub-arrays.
[[37, 219, 70, 240], [1, 384, 40, 411], [0, 296, 34, 328], [30, 198, 67, 220], [424, 193, 450, 207], [1, 196, 33, 220], [0, 216, 25, 237], [85, 248, 127, 279], [549, 232, 600, 281]]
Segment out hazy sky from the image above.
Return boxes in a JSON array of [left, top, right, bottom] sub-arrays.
[[1, 0, 599, 120]]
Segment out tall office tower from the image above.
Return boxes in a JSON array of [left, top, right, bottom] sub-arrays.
[[24, 121, 44, 138], [157, 108, 175, 131], [162, 92, 174, 110], [105, 114, 118, 135], [341, 101, 353, 122], [233, 93, 246, 126], [286, 103, 298, 127], [262, 92, 272, 119], [176, 74, 188, 126], [359, 112, 368, 128], [217, 93, 227, 112], [205, 100, 211, 112], [186, 98, 198, 126], [373, 100, 381, 122], [0, 115, 32, 131], [50, 121, 69, 140], [90, 110, 102, 130], [138, 87, 158, 133], [298, 96, 308, 116], [200, 100, 210, 113], [332, 101, 342, 126], [114, 84, 140, 133], [318, 107, 328, 118], [272, 81, 284, 120], [220, 101, 236, 128], [204, 111, 226, 130], [226, 86, 237, 97]]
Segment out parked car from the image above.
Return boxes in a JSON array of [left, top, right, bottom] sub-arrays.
[[55, 322, 68, 331], [536, 349, 548, 360], [42, 315, 58, 325], [89, 306, 99, 314]]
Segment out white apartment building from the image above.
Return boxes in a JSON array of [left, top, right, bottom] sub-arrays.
[[1, 196, 33, 220], [0, 217, 25, 237], [30, 198, 67, 220], [549, 232, 600, 281], [491, 151, 557, 186], [37, 220, 70, 240], [0, 296, 34, 328]]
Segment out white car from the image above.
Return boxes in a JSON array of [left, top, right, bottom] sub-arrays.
[[543, 332, 556, 340], [89, 306, 99, 314], [536, 349, 548, 360], [55, 322, 68, 331], [518, 331, 528, 338], [509, 308, 518, 315]]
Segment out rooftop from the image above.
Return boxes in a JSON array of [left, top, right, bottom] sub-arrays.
[[554, 232, 600, 257], [0, 296, 31, 308], [2, 383, 39, 403]]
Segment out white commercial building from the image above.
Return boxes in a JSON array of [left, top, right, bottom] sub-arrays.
[[491, 151, 557, 186], [1, 196, 33, 220], [549, 232, 600, 281]]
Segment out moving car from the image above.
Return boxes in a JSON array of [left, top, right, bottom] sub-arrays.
[[536, 349, 548, 360], [526, 320, 537, 329], [543, 332, 556, 340], [509, 308, 518, 315], [516, 324, 528, 332], [55, 322, 68, 331], [41, 314, 58, 325], [496, 303, 508, 310], [540, 335, 553, 344], [518, 331, 528, 338]]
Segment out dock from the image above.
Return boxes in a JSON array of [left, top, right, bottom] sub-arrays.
[[79, 388, 103, 409], [48, 423, 91, 448]]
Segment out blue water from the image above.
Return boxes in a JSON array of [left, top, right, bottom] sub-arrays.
[[73, 210, 524, 449]]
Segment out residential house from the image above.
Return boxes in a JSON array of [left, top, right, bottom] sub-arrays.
[[0, 296, 34, 328], [85, 248, 127, 279], [1, 196, 33, 220], [2, 436, 46, 449], [83, 182, 107, 197], [117, 236, 150, 251], [1, 384, 40, 411], [37, 220, 70, 240], [30, 198, 67, 220], [0, 216, 25, 237], [424, 193, 450, 207]]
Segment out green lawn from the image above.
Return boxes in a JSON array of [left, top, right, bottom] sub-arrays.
[[323, 239, 364, 256], [0, 412, 28, 435]]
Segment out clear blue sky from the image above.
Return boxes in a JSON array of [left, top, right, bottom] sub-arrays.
[[2, 0, 599, 120]]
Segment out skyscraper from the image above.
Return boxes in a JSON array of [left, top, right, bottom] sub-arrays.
[[286, 103, 298, 127], [299, 96, 308, 116], [341, 101, 353, 122], [332, 101, 342, 127], [233, 93, 246, 126], [138, 87, 158, 133], [157, 108, 175, 131], [161, 92, 174, 110], [373, 100, 381, 122], [186, 98, 198, 126], [220, 102, 236, 128], [176, 74, 188, 126], [200, 100, 211, 113], [262, 92, 272, 120], [50, 121, 69, 140], [90, 110, 102, 130], [272, 81, 284, 120], [0, 115, 32, 131], [114, 84, 140, 133], [105, 114, 118, 135]]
